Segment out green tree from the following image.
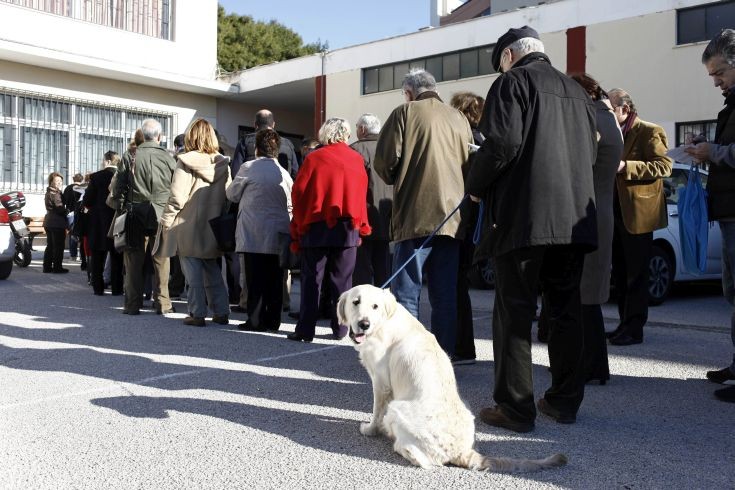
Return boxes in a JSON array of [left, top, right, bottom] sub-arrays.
[[217, 5, 328, 73]]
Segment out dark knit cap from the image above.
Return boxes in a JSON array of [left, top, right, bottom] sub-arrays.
[[491, 25, 540, 71]]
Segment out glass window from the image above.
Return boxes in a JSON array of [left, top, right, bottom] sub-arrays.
[[78, 134, 126, 177], [678, 7, 706, 45], [675, 120, 717, 146], [0, 94, 13, 118], [378, 66, 394, 92], [460, 49, 479, 79], [0, 0, 174, 40], [706, 2, 735, 39], [443, 53, 460, 81], [393, 63, 410, 89], [19, 127, 69, 191], [409, 60, 425, 71], [363, 68, 379, 94], [677, 1, 735, 45], [426, 56, 443, 82], [478, 45, 495, 75], [19, 97, 70, 124]]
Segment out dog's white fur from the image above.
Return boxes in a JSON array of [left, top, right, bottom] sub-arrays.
[[337, 285, 567, 472]]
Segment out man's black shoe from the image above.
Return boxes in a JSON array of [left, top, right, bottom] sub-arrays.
[[537, 398, 576, 424], [714, 385, 735, 403], [52, 268, 69, 274], [706, 367, 735, 384], [238, 321, 267, 332], [609, 333, 643, 346], [287, 332, 313, 343], [230, 305, 248, 314], [287, 311, 300, 320], [605, 327, 623, 339], [478, 406, 534, 433], [155, 305, 176, 315]]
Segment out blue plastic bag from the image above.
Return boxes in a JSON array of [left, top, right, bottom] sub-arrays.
[[677, 164, 708, 274]]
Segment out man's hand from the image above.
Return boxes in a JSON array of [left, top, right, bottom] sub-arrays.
[[469, 195, 481, 203], [617, 160, 626, 173], [684, 142, 711, 162]]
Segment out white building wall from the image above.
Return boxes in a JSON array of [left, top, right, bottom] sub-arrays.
[[587, 10, 723, 142], [0, 0, 219, 84]]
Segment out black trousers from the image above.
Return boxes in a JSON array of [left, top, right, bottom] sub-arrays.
[[352, 239, 390, 287], [456, 238, 476, 359], [43, 227, 66, 271], [169, 255, 185, 297], [91, 249, 123, 295], [582, 304, 610, 382], [296, 246, 356, 338], [243, 252, 283, 330], [492, 245, 586, 423], [611, 216, 652, 340]]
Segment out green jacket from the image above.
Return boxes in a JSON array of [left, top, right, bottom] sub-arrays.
[[113, 141, 177, 218], [374, 92, 472, 242]]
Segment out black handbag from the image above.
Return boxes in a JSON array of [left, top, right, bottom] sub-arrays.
[[278, 232, 299, 270], [209, 212, 237, 253]]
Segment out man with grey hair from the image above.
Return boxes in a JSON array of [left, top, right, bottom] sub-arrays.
[[113, 118, 176, 315], [467, 26, 598, 432], [374, 69, 472, 358], [351, 113, 393, 286], [685, 28, 735, 403]]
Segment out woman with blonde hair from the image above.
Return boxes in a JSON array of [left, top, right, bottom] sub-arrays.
[[160, 119, 231, 327], [43, 171, 69, 273]]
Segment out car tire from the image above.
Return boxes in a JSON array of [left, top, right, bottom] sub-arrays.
[[0, 260, 12, 280], [649, 245, 674, 306], [468, 258, 495, 289]]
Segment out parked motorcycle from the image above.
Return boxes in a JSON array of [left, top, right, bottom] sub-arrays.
[[0, 191, 32, 267]]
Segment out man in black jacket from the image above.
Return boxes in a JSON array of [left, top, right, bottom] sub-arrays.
[[685, 29, 735, 404], [466, 26, 598, 432]]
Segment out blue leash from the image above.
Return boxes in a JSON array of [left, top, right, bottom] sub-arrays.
[[380, 195, 470, 290]]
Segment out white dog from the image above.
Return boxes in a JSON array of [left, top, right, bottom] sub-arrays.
[[337, 284, 567, 472]]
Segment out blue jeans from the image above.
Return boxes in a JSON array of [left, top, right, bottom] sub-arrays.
[[391, 236, 459, 355], [718, 222, 735, 373], [179, 256, 230, 318]]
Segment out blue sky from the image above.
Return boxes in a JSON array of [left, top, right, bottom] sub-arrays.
[[219, 0, 431, 50]]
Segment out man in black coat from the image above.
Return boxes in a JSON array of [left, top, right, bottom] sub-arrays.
[[466, 26, 598, 432], [685, 29, 735, 404], [83, 151, 123, 296]]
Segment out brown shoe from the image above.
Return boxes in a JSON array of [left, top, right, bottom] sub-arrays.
[[478, 406, 534, 433], [183, 316, 205, 327], [211, 315, 229, 325]]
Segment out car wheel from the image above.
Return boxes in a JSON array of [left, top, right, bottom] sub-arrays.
[[648, 245, 673, 306], [468, 258, 495, 289], [0, 260, 12, 280], [13, 238, 32, 267]]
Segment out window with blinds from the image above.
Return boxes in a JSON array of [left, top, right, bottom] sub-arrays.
[[0, 90, 174, 192], [1, 0, 173, 40]]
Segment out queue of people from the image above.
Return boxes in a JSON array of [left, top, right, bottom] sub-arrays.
[[41, 26, 735, 413]]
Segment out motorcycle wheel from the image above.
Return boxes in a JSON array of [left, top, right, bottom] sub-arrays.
[[14, 238, 32, 267]]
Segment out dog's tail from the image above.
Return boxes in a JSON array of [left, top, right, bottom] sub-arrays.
[[461, 450, 567, 473]]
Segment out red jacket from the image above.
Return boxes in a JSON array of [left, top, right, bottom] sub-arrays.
[[290, 142, 371, 251]]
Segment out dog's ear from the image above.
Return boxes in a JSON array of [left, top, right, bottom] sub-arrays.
[[336, 290, 349, 325], [383, 288, 397, 318]]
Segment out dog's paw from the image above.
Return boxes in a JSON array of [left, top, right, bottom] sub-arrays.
[[360, 422, 379, 436]]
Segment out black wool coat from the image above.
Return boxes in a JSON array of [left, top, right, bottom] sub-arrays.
[[466, 52, 598, 259], [83, 167, 116, 252]]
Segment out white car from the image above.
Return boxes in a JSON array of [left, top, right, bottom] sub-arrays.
[[649, 162, 722, 305], [0, 207, 15, 280]]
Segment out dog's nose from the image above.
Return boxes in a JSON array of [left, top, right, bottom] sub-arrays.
[[358, 320, 371, 331]]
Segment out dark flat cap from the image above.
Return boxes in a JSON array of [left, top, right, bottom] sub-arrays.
[[491, 25, 540, 71]]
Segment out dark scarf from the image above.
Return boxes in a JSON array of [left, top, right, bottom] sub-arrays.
[[415, 91, 443, 102], [621, 112, 638, 137]]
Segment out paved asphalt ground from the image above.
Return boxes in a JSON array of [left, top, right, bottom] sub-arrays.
[[1, 254, 733, 489]]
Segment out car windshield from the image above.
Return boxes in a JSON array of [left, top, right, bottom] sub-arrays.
[[665, 168, 708, 205]]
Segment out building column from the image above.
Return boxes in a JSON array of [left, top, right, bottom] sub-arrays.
[[566, 26, 586, 74], [314, 75, 326, 136]]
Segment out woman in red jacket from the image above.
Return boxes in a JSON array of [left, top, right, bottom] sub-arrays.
[[288, 118, 371, 342]]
